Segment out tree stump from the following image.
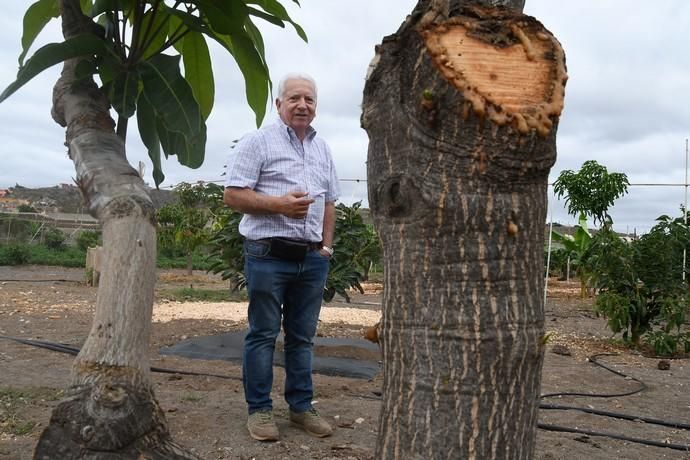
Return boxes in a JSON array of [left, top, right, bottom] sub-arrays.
[[362, 1, 566, 458]]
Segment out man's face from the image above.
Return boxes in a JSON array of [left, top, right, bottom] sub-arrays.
[[276, 79, 316, 133]]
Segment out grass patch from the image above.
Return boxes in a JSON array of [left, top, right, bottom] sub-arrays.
[[0, 387, 62, 436], [159, 287, 247, 303]]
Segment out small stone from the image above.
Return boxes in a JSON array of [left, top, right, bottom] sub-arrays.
[[657, 360, 671, 370]]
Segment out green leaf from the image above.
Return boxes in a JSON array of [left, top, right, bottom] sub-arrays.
[[90, 0, 135, 17], [246, 6, 285, 29], [139, 8, 170, 59], [139, 54, 203, 137], [244, 16, 266, 58], [245, 0, 307, 42], [196, 0, 248, 35], [1, 34, 108, 103], [19, 0, 60, 67], [156, 118, 206, 169], [80, 0, 93, 15], [137, 95, 165, 187], [214, 32, 269, 127], [108, 68, 140, 118], [181, 32, 214, 120]]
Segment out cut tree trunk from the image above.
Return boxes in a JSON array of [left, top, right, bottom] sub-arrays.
[[362, 0, 566, 458], [34, 1, 198, 458]]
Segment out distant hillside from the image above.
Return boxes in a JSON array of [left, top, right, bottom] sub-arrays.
[[6, 184, 177, 213]]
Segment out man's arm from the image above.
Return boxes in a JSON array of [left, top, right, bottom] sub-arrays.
[[319, 201, 336, 256], [223, 187, 314, 219]]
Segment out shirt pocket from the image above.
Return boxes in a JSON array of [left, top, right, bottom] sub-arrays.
[[309, 162, 331, 198]]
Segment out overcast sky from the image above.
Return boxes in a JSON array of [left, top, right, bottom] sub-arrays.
[[0, 1, 688, 234]]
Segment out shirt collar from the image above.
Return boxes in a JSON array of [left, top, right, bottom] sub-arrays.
[[276, 117, 317, 141]]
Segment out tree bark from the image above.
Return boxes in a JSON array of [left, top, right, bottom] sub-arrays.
[[34, 1, 198, 458], [362, 0, 566, 458]]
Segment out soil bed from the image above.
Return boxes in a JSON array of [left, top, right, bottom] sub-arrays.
[[0, 267, 689, 459]]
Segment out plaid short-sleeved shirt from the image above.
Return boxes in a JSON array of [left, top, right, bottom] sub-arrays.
[[225, 118, 340, 242]]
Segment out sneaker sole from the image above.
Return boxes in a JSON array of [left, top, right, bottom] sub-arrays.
[[247, 426, 279, 442], [290, 420, 332, 438]]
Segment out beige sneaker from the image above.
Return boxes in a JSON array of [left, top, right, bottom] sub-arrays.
[[247, 409, 279, 441], [289, 408, 333, 437]]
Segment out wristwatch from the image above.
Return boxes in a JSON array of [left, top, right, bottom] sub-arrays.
[[321, 245, 334, 256]]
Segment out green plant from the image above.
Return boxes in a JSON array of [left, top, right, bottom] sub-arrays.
[[553, 160, 629, 227], [588, 216, 690, 352], [42, 226, 66, 251], [16, 204, 37, 213], [156, 182, 219, 274], [76, 230, 101, 251], [206, 200, 382, 302], [550, 214, 593, 297], [0, 243, 31, 265]]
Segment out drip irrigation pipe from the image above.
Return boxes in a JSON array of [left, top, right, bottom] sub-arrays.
[[537, 423, 690, 452], [0, 335, 241, 381], [539, 403, 690, 430], [540, 353, 646, 399], [0, 279, 81, 283]]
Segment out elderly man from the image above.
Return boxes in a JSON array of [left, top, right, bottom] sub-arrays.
[[224, 73, 340, 441]]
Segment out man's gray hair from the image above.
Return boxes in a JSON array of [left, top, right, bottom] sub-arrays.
[[277, 73, 318, 101]]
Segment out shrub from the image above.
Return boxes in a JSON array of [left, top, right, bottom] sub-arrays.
[[16, 204, 37, 213], [42, 227, 66, 251], [588, 216, 690, 354], [76, 230, 101, 251], [0, 243, 31, 265]]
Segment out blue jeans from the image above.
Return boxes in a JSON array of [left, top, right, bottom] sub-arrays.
[[242, 240, 330, 414]]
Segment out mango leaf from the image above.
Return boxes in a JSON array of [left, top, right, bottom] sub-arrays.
[[19, 0, 60, 66], [245, 0, 307, 42], [180, 32, 214, 120], [0, 34, 108, 103], [80, 0, 93, 15], [246, 6, 285, 29], [90, 0, 135, 17], [213, 32, 269, 127], [139, 7, 170, 59], [136, 94, 165, 187], [244, 17, 266, 59], [140, 54, 206, 169], [161, 5, 269, 126], [156, 118, 206, 169], [108, 68, 140, 118], [139, 54, 203, 137], [195, 0, 247, 35]]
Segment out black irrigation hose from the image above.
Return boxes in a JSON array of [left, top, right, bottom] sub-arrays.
[[0, 335, 241, 381], [537, 422, 690, 452], [539, 403, 690, 431], [0, 279, 81, 283], [540, 352, 646, 399]]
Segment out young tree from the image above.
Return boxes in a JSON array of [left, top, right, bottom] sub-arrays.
[[553, 159, 630, 228], [362, 0, 566, 457], [1, 1, 303, 457]]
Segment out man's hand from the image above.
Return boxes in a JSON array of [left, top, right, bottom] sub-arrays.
[[280, 191, 315, 218]]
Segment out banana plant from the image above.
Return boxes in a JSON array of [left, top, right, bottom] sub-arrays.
[[551, 213, 593, 298]]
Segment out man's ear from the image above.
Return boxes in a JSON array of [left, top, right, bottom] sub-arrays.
[[275, 98, 282, 109]]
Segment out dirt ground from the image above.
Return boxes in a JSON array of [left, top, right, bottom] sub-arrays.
[[1, 266, 689, 460]]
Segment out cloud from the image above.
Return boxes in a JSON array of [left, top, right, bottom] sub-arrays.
[[0, 0, 687, 235]]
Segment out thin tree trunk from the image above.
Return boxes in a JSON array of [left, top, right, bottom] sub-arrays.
[[362, 0, 566, 458], [34, 1, 197, 458]]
